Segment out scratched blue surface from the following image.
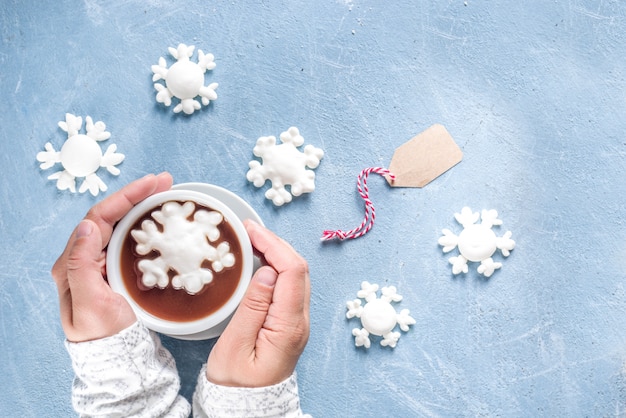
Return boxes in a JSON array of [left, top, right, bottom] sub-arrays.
[[2, 1, 626, 416]]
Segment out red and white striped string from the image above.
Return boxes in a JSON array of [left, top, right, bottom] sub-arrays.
[[321, 167, 394, 241]]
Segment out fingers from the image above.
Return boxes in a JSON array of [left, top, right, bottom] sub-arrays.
[[58, 219, 110, 337], [61, 219, 137, 342], [244, 220, 306, 274], [52, 173, 172, 281], [220, 266, 278, 354], [244, 220, 310, 318], [65, 220, 110, 310], [86, 172, 173, 247]]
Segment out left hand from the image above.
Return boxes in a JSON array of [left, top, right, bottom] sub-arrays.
[[52, 173, 173, 342]]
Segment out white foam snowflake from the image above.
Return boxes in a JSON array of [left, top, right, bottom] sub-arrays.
[[346, 281, 415, 349], [246, 127, 324, 206], [131, 201, 236, 295], [151, 43, 218, 115], [438, 207, 516, 277], [36, 113, 124, 196]]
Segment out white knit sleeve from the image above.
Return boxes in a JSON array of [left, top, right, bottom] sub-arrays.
[[192, 366, 310, 418], [65, 321, 191, 417]]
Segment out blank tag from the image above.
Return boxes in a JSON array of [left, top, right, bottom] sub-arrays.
[[386, 124, 463, 188]]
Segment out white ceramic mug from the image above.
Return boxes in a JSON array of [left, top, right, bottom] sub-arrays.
[[106, 189, 253, 338]]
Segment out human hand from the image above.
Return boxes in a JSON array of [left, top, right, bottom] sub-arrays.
[[206, 220, 311, 387], [52, 173, 173, 342]]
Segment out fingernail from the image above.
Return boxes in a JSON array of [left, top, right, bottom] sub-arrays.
[[244, 219, 259, 232], [76, 220, 93, 238], [254, 267, 277, 287]]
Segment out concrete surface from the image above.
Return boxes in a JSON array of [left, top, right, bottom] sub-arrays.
[[1, 0, 625, 416]]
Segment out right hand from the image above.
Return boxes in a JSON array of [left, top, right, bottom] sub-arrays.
[[206, 220, 311, 387]]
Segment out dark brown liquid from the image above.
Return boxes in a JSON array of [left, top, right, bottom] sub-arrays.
[[119, 201, 243, 322]]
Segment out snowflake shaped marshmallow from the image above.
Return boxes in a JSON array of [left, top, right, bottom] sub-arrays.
[[131, 201, 236, 295], [346, 281, 415, 349], [438, 207, 516, 277], [246, 127, 324, 206], [152, 43, 218, 115], [36, 113, 124, 196]]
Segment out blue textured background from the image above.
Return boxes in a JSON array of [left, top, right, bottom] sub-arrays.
[[2, 1, 626, 416]]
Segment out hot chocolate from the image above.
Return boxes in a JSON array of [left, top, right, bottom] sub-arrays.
[[119, 200, 243, 322]]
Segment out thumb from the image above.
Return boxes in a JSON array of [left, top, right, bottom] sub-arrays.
[[221, 266, 278, 350], [66, 219, 108, 304]]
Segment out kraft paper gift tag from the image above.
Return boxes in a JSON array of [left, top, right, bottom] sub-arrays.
[[386, 124, 463, 188]]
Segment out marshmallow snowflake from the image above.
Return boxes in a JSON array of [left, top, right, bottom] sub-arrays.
[[36, 113, 124, 196], [246, 127, 324, 206], [152, 43, 218, 115], [346, 281, 415, 349], [438, 207, 516, 277], [131, 201, 236, 295]]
